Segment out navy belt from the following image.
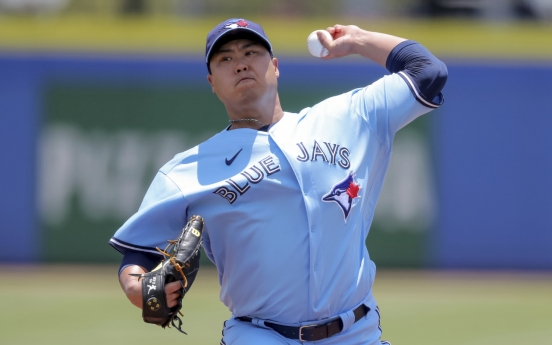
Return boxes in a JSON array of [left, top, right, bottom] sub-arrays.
[[237, 304, 369, 342]]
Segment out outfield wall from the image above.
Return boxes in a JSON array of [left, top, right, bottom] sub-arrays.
[[0, 54, 550, 269]]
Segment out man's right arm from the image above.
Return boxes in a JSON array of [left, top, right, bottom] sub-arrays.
[[118, 253, 185, 310], [119, 265, 148, 309], [118, 249, 160, 308]]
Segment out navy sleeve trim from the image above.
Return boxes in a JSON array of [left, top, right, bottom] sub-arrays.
[[397, 71, 442, 109], [109, 237, 165, 257], [386, 40, 447, 108]]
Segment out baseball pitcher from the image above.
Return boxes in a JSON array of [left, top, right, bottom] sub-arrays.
[[110, 18, 447, 344]]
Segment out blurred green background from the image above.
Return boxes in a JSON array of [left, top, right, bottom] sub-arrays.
[[1, 266, 551, 344], [1, 0, 552, 344]]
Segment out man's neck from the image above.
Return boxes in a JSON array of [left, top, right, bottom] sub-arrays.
[[227, 94, 284, 130]]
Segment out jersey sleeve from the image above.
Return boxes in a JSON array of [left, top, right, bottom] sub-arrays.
[[109, 170, 189, 257], [350, 73, 434, 149]]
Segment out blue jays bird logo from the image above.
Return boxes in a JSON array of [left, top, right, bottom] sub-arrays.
[[322, 171, 361, 221], [224, 19, 248, 30]]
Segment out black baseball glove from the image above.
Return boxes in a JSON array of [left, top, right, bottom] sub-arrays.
[[131, 215, 204, 334]]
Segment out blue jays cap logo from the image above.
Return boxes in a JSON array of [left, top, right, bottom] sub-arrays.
[[223, 19, 248, 30], [322, 171, 361, 221]]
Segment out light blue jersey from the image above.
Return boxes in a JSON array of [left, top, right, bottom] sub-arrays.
[[110, 73, 437, 333]]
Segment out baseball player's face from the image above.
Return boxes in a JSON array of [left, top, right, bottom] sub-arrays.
[[207, 39, 279, 108]]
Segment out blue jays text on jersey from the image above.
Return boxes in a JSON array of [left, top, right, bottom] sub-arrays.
[[213, 140, 351, 205], [295, 140, 351, 169], [110, 73, 442, 327], [213, 154, 281, 204]]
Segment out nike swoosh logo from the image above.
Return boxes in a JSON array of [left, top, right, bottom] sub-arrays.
[[225, 149, 243, 166]]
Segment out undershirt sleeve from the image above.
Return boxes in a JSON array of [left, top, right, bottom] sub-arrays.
[[118, 250, 162, 276], [385, 40, 448, 108]]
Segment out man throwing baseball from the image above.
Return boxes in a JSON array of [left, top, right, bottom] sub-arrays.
[[111, 18, 447, 344]]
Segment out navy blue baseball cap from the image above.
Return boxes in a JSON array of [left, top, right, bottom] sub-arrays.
[[205, 18, 273, 73]]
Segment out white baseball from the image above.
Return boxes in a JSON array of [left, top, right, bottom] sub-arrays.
[[307, 30, 331, 58]]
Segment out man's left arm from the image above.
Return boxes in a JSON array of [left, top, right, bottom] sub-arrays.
[[318, 25, 447, 106], [318, 24, 448, 135]]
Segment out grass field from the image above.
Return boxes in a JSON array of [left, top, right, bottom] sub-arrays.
[[1, 266, 551, 344]]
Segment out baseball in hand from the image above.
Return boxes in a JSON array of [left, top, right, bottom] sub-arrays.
[[307, 30, 331, 58]]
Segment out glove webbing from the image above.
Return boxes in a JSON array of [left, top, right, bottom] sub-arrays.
[[156, 245, 189, 288]]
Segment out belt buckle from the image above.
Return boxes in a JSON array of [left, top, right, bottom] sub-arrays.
[[299, 324, 317, 341]]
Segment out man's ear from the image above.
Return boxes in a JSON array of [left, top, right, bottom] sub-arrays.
[[272, 57, 279, 78], [207, 74, 216, 93]]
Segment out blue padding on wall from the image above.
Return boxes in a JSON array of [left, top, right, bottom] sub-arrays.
[[0, 53, 385, 262], [2, 52, 551, 268], [0, 58, 41, 262], [433, 63, 552, 269]]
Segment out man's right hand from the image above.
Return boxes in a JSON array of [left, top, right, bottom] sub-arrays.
[[119, 265, 183, 309]]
